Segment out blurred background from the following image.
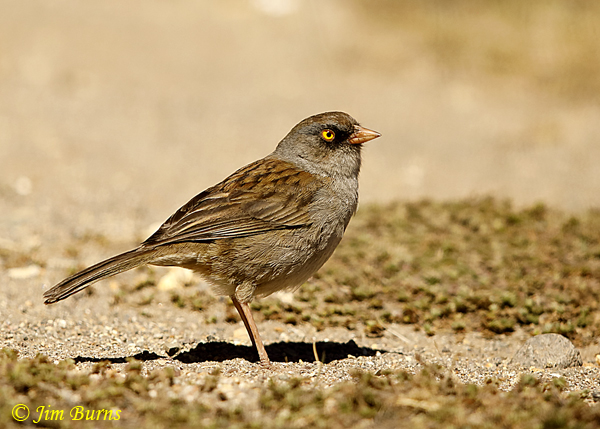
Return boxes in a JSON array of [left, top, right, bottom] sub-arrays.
[[1, 0, 599, 244]]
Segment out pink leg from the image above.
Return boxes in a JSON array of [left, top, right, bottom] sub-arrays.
[[231, 296, 271, 366]]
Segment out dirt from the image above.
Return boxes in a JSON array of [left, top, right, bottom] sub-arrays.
[[2, 200, 600, 427]]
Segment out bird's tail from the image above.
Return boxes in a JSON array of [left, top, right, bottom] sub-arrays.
[[43, 248, 153, 304]]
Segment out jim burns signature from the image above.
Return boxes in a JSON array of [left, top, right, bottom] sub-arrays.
[[12, 404, 121, 423]]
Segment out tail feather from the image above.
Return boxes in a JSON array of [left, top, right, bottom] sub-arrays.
[[43, 248, 153, 304]]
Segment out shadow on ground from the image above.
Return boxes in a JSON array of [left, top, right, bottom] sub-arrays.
[[176, 340, 384, 363], [72, 340, 385, 364], [73, 351, 164, 364]]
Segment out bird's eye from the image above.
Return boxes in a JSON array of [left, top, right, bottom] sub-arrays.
[[321, 129, 335, 142]]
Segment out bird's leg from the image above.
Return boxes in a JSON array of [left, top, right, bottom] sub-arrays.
[[231, 295, 271, 366]]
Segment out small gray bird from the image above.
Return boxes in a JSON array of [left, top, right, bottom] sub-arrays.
[[44, 111, 380, 365]]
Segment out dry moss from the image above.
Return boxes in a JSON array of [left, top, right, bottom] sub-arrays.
[[318, 199, 600, 344], [154, 198, 600, 345], [2, 349, 598, 428]]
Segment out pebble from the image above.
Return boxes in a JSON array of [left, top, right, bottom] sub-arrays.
[[8, 264, 42, 280], [157, 268, 195, 291], [510, 333, 582, 369]]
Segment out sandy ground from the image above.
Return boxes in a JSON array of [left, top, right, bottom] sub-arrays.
[[2, 265, 600, 400]]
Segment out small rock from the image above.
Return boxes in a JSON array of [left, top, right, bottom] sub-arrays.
[[164, 343, 181, 357], [157, 268, 194, 291], [14, 175, 33, 195], [8, 264, 41, 280], [510, 333, 582, 369], [275, 291, 295, 304]]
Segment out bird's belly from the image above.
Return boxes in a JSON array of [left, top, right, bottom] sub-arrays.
[[252, 230, 343, 298], [148, 221, 346, 300]]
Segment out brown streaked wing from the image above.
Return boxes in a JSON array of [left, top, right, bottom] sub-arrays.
[[142, 158, 319, 246]]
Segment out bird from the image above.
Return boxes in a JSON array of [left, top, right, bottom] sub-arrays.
[[43, 111, 380, 366]]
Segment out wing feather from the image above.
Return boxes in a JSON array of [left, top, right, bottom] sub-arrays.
[[142, 157, 320, 246]]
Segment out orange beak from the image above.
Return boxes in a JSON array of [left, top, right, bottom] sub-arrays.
[[348, 125, 381, 145]]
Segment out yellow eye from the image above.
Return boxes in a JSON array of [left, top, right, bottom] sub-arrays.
[[321, 129, 335, 141]]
